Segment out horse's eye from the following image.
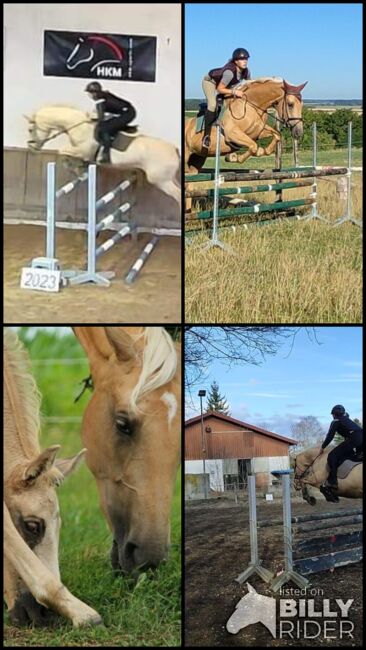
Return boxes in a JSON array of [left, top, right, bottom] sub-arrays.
[[116, 414, 133, 437], [23, 519, 41, 535]]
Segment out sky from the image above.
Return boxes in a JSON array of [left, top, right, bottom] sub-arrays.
[[185, 3, 362, 99], [186, 326, 363, 438]]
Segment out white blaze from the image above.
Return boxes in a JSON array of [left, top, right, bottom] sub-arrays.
[[162, 392, 178, 427]]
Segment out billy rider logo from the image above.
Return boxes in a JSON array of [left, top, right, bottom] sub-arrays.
[[66, 35, 129, 78]]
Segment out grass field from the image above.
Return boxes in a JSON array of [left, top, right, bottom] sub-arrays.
[[185, 120, 363, 323], [4, 329, 181, 647]]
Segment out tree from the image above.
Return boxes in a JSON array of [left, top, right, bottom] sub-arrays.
[[205, 380, 230, 415], [291, 416, 325, 451], [185, 326, 319, 392]]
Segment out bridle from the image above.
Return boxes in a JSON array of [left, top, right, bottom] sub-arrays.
[[293, 450, 323, 487], [228, 85, 304, 135], [27, 117, 90, 149]]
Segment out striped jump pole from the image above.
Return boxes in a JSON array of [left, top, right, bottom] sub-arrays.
[[124, 236, 159, 285], [69, 164, 134, 286]]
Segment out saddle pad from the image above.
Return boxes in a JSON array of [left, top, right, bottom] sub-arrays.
[[195, 103, 226, 134], [337, 458, 362, 479]]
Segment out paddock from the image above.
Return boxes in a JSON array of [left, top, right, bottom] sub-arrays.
[[185, 496, 363, 647]]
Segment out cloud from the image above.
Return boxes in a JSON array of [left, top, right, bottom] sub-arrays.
[[286, 403, 304, 409]]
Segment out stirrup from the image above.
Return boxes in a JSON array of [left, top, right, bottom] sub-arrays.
[[202, 135, 211, 148]]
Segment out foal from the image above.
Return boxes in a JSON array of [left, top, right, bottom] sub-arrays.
[[4, 329, 102, 627]]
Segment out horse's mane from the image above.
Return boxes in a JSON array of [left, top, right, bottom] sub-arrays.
[[130, 328, 177, 413], [4, 328, 41, 459], [42, 103, 84, 110]]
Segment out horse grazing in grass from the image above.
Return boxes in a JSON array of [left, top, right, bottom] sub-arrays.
[[73, 326, 181, 575], [24, 105, 181, 208], [4, 328, 102, 627], [294, 445, 363, 505], [185, 78, 307, 173]]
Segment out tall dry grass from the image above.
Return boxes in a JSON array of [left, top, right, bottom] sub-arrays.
[[185, 176, 362, 323]]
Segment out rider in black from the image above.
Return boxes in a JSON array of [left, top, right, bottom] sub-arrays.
[[85, 82, 137, 163], [321, 405, 363, 489]]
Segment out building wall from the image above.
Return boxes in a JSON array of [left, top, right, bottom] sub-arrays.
[[4, 3, 181, 148], [185, 415, 291, 460], [184, 459, 224, 492]]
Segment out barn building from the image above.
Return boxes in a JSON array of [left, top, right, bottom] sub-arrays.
[[185, 411, 297, 498]]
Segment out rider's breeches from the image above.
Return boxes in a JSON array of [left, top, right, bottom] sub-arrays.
[[202, 76, 217, 111], [327, 433, 362, 479], [99, 108, 136, 139]]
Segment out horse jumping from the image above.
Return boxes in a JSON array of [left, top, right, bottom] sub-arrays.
[[25, 105, 181, 208], [185, 78, 307, 174]]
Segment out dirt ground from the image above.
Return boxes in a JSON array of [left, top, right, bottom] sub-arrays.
[[4, 225, 181, 323], [185, 497, 363, 647]]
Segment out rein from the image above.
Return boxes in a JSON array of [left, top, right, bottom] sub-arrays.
[[228, 89, 304, 132], [30, 117, 91, 146], [294, 450, 323, 482]]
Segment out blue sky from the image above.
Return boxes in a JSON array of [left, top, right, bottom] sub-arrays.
[[185, 3, 362, 99], [186, 327, 362, 437]]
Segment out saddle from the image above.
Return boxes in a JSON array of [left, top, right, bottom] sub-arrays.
[[320, 455, 363, 503], [194, 98, 244, 151]]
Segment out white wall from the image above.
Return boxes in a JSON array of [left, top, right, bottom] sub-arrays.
[[4, 3, 181, 148], [185, 459, 224, 492]]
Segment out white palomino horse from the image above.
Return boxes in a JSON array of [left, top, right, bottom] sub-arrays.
[[24, 105, 181, 207]]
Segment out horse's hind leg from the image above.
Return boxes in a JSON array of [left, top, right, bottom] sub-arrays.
[[150, 179, 182, 208]]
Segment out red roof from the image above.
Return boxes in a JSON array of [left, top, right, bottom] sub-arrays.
[[185, 410, 297, 445]]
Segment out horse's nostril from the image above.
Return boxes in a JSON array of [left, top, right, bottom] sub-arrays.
[[124, 541, 138, 562]]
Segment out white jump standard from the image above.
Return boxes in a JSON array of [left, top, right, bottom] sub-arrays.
[[69, 164, 134, 287]]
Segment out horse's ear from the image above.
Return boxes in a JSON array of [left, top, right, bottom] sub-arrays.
[[23, 114, 31, 122], [104, 327, 135, 361]]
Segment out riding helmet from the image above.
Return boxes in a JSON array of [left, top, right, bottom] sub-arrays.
[[232, 48, 250, 61], [85, 81, 102, 93], [331, 404, 346, 416]]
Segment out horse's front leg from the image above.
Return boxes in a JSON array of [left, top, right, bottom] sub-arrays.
[[259, 125, 282, 157], [223, 128, 265, 164]]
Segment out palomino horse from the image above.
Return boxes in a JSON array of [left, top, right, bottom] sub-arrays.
[[185, 78, 307, 173], [294, 446, 363, 506], [4, 329, 102, 627], [24, 105, 181, 208], [73, 326, 181, 575]]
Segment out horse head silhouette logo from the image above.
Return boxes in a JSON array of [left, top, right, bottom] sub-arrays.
[[226, 584, 276, 637], [66, 35, 127, 73]]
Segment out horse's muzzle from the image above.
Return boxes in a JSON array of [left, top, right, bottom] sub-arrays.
[[110, 539, 168, 576], [8, 591, 60, 627]]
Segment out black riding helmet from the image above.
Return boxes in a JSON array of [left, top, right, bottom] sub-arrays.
[[331, 404, 346, 416], [85, 81, 102, 93], [232, 48, 250, 61]]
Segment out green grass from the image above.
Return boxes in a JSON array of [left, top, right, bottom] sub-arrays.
[[4, 331, 181, 647], [4, 447, 181, 646]]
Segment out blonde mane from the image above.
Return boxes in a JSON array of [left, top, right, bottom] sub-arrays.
[[129, 328, 177, 413], [4, 329, 41, 459]]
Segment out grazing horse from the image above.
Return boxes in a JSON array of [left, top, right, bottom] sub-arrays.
[[294, 446, 363, 505], [185, 78, 307, 173], [73, 326, 181, 575], [3, 329, 102, 627], [24, 105, 181, 208]]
